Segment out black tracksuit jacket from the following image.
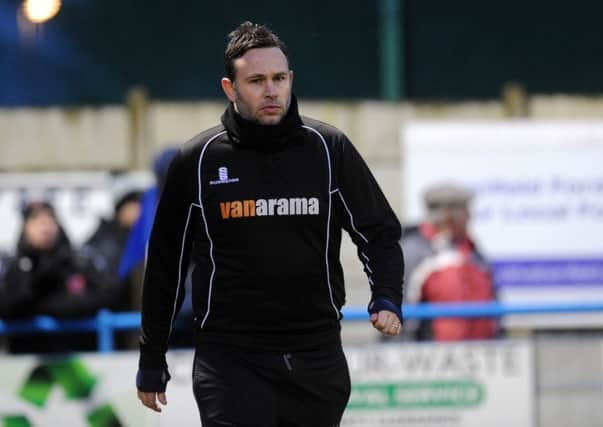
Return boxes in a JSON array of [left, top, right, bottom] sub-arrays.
[[139, 97, 404, 369]]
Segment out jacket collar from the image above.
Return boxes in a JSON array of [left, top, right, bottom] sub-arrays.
[[220, 94, 303, 149]]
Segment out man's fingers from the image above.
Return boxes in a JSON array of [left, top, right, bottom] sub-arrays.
[[382, 322, 401, 336], [137, 391, 164, 413], [377, 311, 395, 330], [372, 313, 387, 330], [157, 392, 167, 405], [142, 395, 161, 412], [387, 320, 401, 335], [383, 311, 399, 334], [144, 398, 161, 412], [370, 310, 402, 336]]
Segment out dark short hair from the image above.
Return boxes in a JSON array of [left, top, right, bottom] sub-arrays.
[[22, 200, 55, 221], [224, 21, 288, 81]]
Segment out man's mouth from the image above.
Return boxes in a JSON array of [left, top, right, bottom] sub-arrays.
[[260, 104, 281, 112]]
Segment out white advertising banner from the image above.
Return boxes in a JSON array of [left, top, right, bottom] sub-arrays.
[[402, 121, 603, 313], [342, 340, 534, 427], [0, 341, 534, 427]]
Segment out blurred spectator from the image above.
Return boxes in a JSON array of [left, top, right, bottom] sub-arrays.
[[84, 175, 143, 311], [403, 183, 498, 341], [118, 147, 178, 282], [0, 200, 117, 353]]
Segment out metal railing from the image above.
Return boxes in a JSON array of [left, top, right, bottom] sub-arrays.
[[2, 301, 603, 352]]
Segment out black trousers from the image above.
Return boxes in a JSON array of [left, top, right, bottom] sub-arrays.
[[192, 343, 351, 427]]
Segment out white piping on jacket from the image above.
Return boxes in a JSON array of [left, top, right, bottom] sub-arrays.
[[197, 130, 228, 328], [167, 203, 195, 341], [302, 125, 340, 319]]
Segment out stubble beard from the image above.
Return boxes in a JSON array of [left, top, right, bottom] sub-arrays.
[[233, 87, 292, 126]]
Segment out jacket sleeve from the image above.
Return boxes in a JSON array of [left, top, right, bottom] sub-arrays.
[[333, 135, 404, 310], [138, 150, 195, 369]]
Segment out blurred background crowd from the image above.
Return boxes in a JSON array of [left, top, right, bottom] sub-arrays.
[[0, 146, 182, 353]]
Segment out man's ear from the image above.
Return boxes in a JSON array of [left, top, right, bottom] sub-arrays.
[[221, 77, 236, 103]]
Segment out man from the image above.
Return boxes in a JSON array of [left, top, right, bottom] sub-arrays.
[[136, 22, 404, 426], [403, 183, 498, 341]]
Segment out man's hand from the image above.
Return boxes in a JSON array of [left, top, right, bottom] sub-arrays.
[[370, 310, 403, 336], [137, 391, 167, 413], [136, 367, 171, 412]]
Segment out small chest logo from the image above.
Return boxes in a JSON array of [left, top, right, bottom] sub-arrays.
[[209, 166, 240, 185]]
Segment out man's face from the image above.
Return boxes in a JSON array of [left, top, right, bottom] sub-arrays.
[[24, 209, 59, 251], [222, 47, 293, 125], [436, 205, 469, 241], [117, 200, 141, 229]]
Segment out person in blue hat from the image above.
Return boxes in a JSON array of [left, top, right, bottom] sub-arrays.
[[118, 147, 179, 281]]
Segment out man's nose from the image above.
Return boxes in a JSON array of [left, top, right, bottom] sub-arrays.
[[264, 81, 277, 97]]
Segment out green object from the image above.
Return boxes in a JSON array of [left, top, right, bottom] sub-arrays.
[[2, 416, 32, 427], [87, 404, 123, 427], [18, 365, 53, 408], [48, 359, 96, 400], [348, 380, 485, 409], [379, 0, 404, 100], [19, 358, 96, 407]]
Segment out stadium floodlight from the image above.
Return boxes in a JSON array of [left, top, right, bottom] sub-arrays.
[[22, 0, 61, 24]]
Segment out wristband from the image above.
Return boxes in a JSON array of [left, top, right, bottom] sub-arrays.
[[368, 297, 403, 324], [136, 368, 171, 392]]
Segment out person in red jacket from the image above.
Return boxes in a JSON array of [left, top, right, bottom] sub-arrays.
[[403, 183, 498, 341]]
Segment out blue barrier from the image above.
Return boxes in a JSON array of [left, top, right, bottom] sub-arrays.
[[1, 301, 603, 352]]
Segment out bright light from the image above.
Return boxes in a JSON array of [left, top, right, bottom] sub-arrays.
[[22, 0, 61, 24]]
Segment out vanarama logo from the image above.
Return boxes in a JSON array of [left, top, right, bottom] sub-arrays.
[[219, 197, 319, 219]]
